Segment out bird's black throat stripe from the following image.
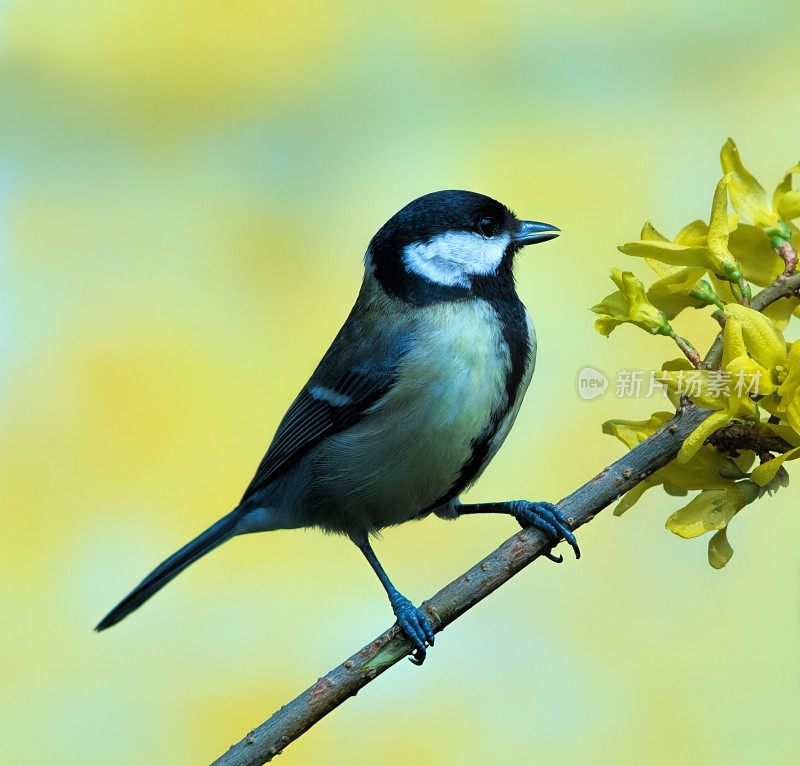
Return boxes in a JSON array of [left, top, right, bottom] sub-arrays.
[[368, 244, 532, 514], [422, 271, 532, 513]]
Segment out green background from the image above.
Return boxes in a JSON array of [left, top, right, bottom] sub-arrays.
[[1, 2, 798, 764]]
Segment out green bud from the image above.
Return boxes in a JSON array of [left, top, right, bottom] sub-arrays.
[[738, 279, 752, 302], [765, 221, 792, 241], [779, 220, 791, 240], [689, 279, 724, 308]]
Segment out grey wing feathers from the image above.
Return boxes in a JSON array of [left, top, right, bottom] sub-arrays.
[[240, 366, 397, 503]]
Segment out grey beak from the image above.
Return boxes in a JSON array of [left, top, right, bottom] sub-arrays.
[[512, 220, 560, 246]]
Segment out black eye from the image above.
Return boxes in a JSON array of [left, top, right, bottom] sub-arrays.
[[477, 217, 499, 237]]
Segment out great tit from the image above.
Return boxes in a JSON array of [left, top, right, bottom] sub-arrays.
[[96, 190, 579, 664]]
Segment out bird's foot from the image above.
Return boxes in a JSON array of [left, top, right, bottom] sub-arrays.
[[511, 500, 580, 562], [390, 592, 435, 665]]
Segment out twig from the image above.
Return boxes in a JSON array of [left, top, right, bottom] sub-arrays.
[[708, 421, 794, 455], [702, 270, 800, 369], [776, 238, 798, 277], [212, 403, 713, 766], [668, 330, 702, 368]]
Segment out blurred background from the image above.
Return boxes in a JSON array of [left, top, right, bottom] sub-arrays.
[[1, 2, 799, 764]]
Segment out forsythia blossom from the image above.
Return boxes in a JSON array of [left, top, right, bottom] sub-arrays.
[[593, 139, 800, 568], [590, 268, 671, 337], [721, 138, 800, 231], [618, 176, 751, 301]]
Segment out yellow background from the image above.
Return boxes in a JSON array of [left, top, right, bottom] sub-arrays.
[[1, 2, 799, 764]]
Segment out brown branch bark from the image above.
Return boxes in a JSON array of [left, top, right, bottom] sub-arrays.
[[709, 422, 794, 456], [777, 238, 798, 277], [212, 403, 713, 766]]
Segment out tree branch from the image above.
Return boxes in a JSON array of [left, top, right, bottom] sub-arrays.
[[213, 264, 800, 765], [709, 421, 794, 456], [212, 403, 713, 766]]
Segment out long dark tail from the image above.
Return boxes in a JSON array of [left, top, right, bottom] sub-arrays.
[[95, 509, 241, 632]]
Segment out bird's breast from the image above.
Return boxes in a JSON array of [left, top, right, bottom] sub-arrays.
[[313, 298, 534, 532]]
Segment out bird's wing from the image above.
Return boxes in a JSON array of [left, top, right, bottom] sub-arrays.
[[240, 365, 398, 503]]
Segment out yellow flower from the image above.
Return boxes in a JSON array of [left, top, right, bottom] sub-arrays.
[[619, 177, 736, 275], [722, 305, 787, 377], [601, 142, 800, 570], [774, 163, 800, 222], [708, 527, 734, 569], [653, 362, 756, 463], [666, 480, 761, 568], [750, 417, 800, 487], [665, 309, 789, 462], [662, 309, 795, 467], [727, 222, 784, 286], [647, 268, 715, 319], [665, 480, 759, 539], [636, 221, 719, 318], [605, 410, 762, 569], [602, 411, 672, 450], [664, 475, 760, 570], [750, 450, 800, 487], [721, 138, 800, 229], [603, 412, 749, 515], [591, 269, 671, 337], [719, 315, 778, 445], [777, 339, 800, 435], [640, 218, 708, 251], [657, 367, 755, 414], [761, 297, 800, 333], [619, 176, 750, 299]]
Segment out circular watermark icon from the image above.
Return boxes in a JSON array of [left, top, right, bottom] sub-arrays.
[[577, 366, 609, 400]]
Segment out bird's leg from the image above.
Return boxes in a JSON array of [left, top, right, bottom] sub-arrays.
[[454, 500, 580, 562], [354, 538, 435, 665]]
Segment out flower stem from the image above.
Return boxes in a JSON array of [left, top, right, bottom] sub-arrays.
[[773, 237, 798, 277], [668, 329, 702, 368], [734, 277, 752, 306]]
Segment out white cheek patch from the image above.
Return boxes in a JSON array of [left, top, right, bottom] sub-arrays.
[[402, 231, 510, 288]]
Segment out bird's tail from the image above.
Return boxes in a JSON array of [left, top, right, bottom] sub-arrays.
[[95, 508, 242, 632]]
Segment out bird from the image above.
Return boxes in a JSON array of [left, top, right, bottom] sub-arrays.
[[96, 190, 580, 663]]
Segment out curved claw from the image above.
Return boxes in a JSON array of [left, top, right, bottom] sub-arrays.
[[391, 595, 435, 666], [514, 501, 581, 560]]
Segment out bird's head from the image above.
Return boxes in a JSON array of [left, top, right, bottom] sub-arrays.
[[366, 190, 559, 302]]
